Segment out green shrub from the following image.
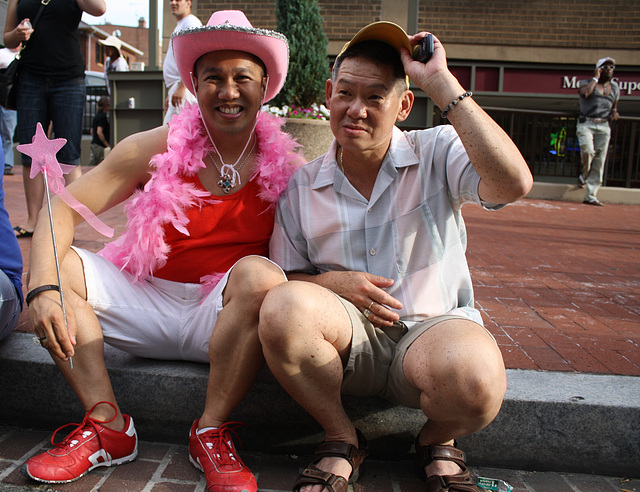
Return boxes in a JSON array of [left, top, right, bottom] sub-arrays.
[[273, 0, 330, 109]]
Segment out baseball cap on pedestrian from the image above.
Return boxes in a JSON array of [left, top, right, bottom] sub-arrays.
[[171, 10, 289, 103], [596, 57, 615, 68]]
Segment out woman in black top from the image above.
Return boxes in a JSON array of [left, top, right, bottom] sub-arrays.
[[3, 0, 106, 237]]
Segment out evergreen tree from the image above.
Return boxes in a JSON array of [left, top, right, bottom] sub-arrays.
[[274, 0, 329, 109]]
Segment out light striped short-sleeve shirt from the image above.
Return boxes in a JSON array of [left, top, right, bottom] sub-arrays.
[[270, 125, 500, 328]]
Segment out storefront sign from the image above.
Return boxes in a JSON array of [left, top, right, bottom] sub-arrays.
[[562, 76, 638, 95], [450, 66, 640, 96], [504, 69, 640, 95]]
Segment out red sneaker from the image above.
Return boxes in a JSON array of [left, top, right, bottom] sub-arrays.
[[189, 420, 257, 492], [22, 401, 138, 484]]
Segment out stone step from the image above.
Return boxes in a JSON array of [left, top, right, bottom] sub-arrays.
[[1, 332, 638, 476]]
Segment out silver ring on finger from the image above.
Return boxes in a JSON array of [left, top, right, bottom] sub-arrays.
[[33, 335, 48, 347], [363, 308, 372, 319]]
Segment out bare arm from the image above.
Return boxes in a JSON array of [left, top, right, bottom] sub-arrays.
[[610, 99, 620, 121], [75, 0, 106, 16], [171, 81, 188, 107], [3, 0, 33, 48], [27, 125, 169, 360], [579, 68, 602, 99], [400, 33, 533, 205], [96, 125, 110, 147]]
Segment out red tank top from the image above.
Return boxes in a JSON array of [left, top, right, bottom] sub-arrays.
[[153, 174, 274, 283]]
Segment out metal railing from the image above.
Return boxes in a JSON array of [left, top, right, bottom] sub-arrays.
[[83, 85, 109, 135], [483, 107, 640, 189]]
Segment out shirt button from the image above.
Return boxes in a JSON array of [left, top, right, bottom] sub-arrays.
[[369, 248, 376, 256]]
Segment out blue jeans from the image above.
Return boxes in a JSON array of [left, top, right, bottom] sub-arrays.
[[17, 72, 85, 166], [0, 270, 21, 342], [0, 107, 17, 169]]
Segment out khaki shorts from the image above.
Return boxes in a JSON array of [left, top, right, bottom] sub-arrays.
[[335, 295, 488, 409]]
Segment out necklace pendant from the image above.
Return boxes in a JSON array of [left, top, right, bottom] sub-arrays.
[[217, 173, 234, 193]]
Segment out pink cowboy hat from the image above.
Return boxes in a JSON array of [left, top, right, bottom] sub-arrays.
[[172, 10, 289, 103]]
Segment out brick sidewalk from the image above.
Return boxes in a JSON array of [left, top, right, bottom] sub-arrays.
[[464, 199, 640, 376], [4, 166, 639, 376], [0, 425, 633, 492]]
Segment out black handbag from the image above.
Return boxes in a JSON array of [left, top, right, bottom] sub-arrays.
[[0, 0, 50, 110], [0, 57, 20, 109]]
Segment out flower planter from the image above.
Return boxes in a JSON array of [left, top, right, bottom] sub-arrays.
[[284, 118, 333, 162]]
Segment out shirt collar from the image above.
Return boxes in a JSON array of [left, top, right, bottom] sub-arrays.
[[312, 127, 419, 191]]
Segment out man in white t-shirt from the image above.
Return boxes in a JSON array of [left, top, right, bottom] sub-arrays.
[[162, 0, 201, 125]]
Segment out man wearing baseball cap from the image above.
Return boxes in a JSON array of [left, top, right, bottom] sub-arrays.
[[261, 21, 532, 492], [22, 11, 304, 491], [576, 57, 620, 206]]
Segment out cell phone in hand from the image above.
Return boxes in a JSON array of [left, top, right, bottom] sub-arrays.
[[413, 34, 433, 63]]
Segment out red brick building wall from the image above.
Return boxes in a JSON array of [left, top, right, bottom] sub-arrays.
[[417, 0, 638, 50], [80, 18, 151, 73], [194, 0, 639, 65], [111, 22, 150, 66]]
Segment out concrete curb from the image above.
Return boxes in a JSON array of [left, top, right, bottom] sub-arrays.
[[0, 332, 638, 476], [526, 181, 640, 205]]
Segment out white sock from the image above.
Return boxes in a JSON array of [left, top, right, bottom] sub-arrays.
[[196, 426, 218, 435]]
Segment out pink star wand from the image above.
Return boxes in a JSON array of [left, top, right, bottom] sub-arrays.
[[17, 123, 115, 369]]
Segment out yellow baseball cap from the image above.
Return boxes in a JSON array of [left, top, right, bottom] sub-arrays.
[[337, 21, 412, 87], [338, 21, 412, 57]]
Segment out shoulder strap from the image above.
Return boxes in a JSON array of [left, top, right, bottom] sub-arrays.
[[31, 0, 50, 30], [17, 0, 50, 55]]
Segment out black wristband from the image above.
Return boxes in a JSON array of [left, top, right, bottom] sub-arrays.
[[441, 91, 473, 119], [26, 284, 60, 306]]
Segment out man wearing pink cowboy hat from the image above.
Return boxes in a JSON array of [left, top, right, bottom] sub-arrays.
[[22, 10, 303, 492], [260, 21, 532, 492]]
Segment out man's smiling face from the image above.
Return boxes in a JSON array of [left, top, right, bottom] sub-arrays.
[[193, 50, 267, 138]]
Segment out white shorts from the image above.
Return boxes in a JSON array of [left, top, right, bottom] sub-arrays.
[[73, 247, 280, 363]]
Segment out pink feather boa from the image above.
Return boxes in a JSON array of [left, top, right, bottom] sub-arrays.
[[100, 103, 305, 285]]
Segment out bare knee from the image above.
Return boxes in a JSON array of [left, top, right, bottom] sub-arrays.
[[259, 282, 306, 344], [228, 257, 285, 291], [408, 325, 506, 425], [258, 280, 334, 352], [453, 354, 506, 422], [223, 257, 286, 310]]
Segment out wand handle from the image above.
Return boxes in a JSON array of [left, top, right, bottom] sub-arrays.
[[43, 171, 73, 370]]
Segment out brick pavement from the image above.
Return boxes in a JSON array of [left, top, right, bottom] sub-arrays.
[[0, 425, 636, 492], [463, 199, 640, 376], [4, 166, 639, 376]]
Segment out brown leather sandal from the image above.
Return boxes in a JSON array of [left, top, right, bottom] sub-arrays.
[[415, 437, 486, 492], [293, 429, 368, 492]]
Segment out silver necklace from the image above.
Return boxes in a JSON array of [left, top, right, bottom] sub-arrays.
[[208, 138, 256, 193]]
